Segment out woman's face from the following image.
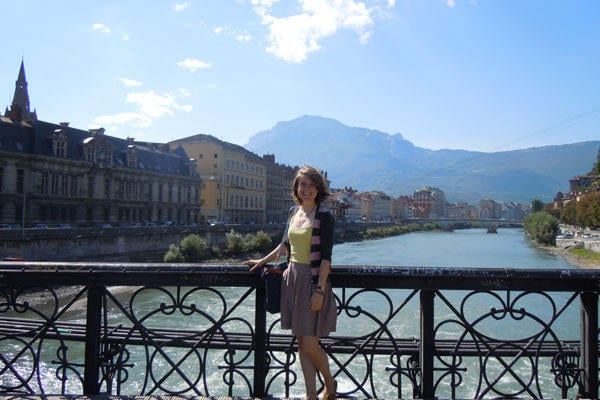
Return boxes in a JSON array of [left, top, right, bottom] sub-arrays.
[[297, 175, 318, 204]]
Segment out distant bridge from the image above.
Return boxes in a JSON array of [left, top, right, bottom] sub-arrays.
[[409, 218, 523, 229]]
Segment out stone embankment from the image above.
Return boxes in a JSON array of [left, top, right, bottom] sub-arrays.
[[553, 225, 600, 269]]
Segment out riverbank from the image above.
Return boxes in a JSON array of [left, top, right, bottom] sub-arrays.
[[542, 244, 600, 269]]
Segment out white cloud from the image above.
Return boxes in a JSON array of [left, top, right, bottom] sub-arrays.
[[92, 90, 192, 132], [92, 23, 111, 33], [93, 112, 152, 128], [446, 0, 456, 7], [255, 0, 375, 63], [214, 26, 224, 34], [126, 91, 192, 117], [177, 58, 212, 72], [118, 77, 143, 87], [122, 33, 130, 41], [174, 3, 190, 12], [236, 34, 252, 42]]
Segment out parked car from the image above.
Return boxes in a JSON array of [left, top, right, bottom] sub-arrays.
[[34, 224, 49, 229], [0, 224, 11, 230]]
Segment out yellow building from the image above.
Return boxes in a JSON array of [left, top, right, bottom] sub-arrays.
[[169, 134, 267, 224]]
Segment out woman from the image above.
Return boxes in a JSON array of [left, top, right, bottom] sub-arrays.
[[245, 165, 337, 400]]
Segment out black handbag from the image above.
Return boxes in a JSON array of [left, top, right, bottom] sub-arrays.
[[259, 206, 297, 314], [261, 262, 287, 314]]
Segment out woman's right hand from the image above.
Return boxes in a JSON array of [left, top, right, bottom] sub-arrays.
[[243, 259, 264, 272]]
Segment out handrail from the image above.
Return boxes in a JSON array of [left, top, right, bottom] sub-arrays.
[[0, 262, 598, 399]]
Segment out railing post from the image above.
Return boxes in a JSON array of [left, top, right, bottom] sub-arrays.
[[253, 283, 267, 397], [83, 285, 102, 395], [420, 288, 435, 399], [580, 291, 598, 399]]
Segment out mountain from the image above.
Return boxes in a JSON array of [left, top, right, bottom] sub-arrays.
[[245, 115, 600, 204]]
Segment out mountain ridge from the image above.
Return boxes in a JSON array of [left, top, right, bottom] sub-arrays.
[[244, 115, 599, 204]]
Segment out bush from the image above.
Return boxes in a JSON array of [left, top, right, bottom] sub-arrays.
[[180, 234, 207, 261], [524, 211, 559, 245], [251, 230, 273, 252], [164, 244, 185, 262], [225, 229, 245, 255]]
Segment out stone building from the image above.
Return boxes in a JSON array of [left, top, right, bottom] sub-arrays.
[[262, 154, 296, 223], [0, 61, 202, 227], [169, 134, 268, 224]]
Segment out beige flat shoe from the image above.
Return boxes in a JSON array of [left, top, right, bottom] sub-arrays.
[[321, 379, 337, 400]]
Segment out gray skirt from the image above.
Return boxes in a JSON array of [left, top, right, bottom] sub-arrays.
[[280, 261, 337, 337]]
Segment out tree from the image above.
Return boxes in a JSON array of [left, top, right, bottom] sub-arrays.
[[164, 244, 185, 262], [531, 199, 544, 213], [577, 192, 600, 228], [524, 211, 559, 245], [180, 234, 208, 261], [561, 200, 577, 226], [225, 229, 245, 255]]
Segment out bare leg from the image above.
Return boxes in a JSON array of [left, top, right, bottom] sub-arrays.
[[298, 336, 318, 399], [299, 336, 336, 398]]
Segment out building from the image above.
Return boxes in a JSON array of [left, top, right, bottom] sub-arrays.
[[479, 199, 502, 219], [262, 154, 296, 223], [169, 134, 267, 224], [447, 202, 479, 219], [413, 186, 448, 219], [1, 61, 202, 227]]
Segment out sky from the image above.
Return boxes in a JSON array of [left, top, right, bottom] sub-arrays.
[[1, 0, 599, 152]]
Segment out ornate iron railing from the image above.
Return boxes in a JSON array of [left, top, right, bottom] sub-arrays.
[[0, 262, 598, 399]]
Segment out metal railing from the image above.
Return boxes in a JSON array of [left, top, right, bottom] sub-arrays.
[[0, 262, 598, 399]]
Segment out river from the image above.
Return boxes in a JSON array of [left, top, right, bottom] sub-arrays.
[[333, 227, 573, 269], [3, 228, 582, 398]]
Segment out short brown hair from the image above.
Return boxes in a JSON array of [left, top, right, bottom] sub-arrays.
[[291, 165, 331, 205]]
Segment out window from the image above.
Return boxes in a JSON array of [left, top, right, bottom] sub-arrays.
[[52, 129, 68, 158], [50, 173, 58, 196], [41, 172, 49, 195], [88, 176, 95, 198], [127, 146, 138, 168], [16, 169, 24, 194], [85, 146, 96, 163], [71, 176, 78, 197], [61, 174, 69, 196], [214, 153, 218, 159], [0, 167, 3, 192]]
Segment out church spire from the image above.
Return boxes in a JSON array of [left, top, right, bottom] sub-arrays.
[[4, 59, 37, 122]]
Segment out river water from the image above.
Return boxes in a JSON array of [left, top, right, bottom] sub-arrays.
[[4, 228, 582, 398], [333, 227, 572, 269]]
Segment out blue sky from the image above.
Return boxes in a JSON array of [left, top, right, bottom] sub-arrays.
[[1, 0, 599, 152]]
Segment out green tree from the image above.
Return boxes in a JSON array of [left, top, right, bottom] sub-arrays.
[[246, 230, 273, 252], [225, 229, 245, 255], [577, 192, 600, 228], [531, 199, 544, 213], [180, 234, 207, 261], [164, 244, 185, 262], [561, 200, 577, 226], [524, 211, 559, 245]]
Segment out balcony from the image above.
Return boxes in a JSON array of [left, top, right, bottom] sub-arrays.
[[0, 262, 598, 399]]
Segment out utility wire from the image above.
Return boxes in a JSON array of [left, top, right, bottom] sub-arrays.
[[377, 104, 600, 194]]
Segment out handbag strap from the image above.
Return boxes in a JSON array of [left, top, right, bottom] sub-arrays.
[[275, 206, 298, 261]]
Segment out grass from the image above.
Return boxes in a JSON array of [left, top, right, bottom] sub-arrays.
[[569, 247, 600, 264]]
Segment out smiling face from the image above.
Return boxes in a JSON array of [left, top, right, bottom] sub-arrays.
[[297, 175, 317, 205], [291, 165, 330, 206]]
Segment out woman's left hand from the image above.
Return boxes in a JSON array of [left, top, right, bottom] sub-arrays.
[[309, 292, 323, 312]]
